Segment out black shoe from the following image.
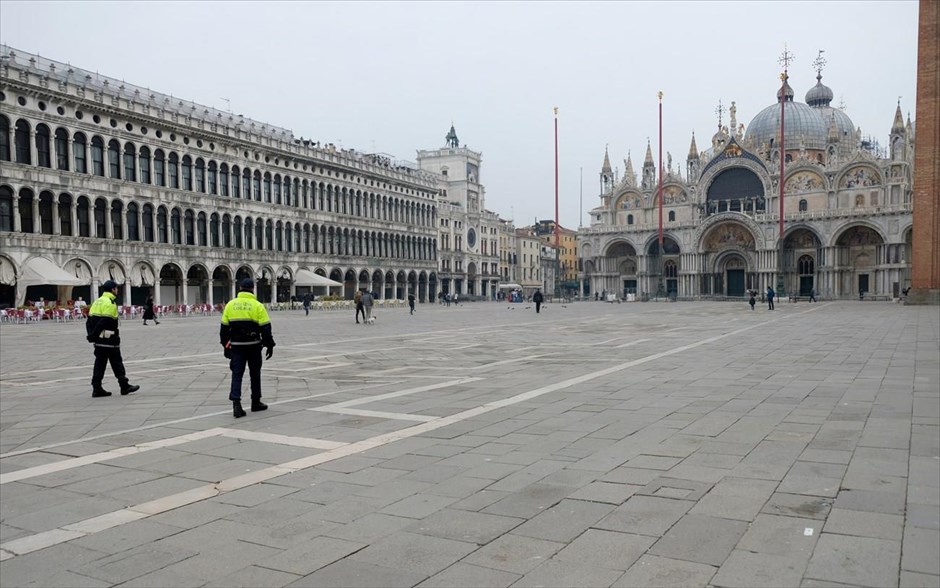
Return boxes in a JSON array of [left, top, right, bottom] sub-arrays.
[[92, 388, 112, 398], [251, 399, 268, 412], [143, 321, 148, 325], [155, 321, 160, 325], [233, 401, 247, 418], [121, 384, 140, 395]]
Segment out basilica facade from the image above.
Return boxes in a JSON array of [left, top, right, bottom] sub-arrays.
[[578, 67, 915, 300], [0, 45, 442, 308]]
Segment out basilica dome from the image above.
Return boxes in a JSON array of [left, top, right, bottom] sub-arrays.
[[744, 77, 829, 151], [804, 73, 856, 148]]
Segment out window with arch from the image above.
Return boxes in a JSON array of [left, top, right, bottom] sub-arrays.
[[234, 217, 243, 248], [263, 173, 272, 203], [55, 128, 69, 170], [0, 115, 10, 161], [799, 199, 808, 212], [627, 214, 634, 225], [197, 212, 207, 246], [142, 204, 154, 242], [77, 197, 90, 237], [220, 164, 229, 197], [798, 255, 815, 275], [275, 222, 283, 251], [107, 139, 121, 178], [36, 191, 54, 234], [195, 158, 205, 193], [14, 119, 31, 164], [184, 210, 195, 245], [94, 198, 107, 237], [110, 200, 123, 239], [181, 156, 193, 191], [785, 153, 793, 163], [157, 206, 168, 243], [207, 161, 217, 195], [170, 208, 181, 244], [91, 136, 105, 176], [253, 171, 262, 202], [210, 213, 220, 247], [57, 194, 72, 236], [154, 149, 165, 186], [244, 218, 253, 249], [138, 146, 151, 184], [242, 168, 251, 199], [668, 210, 676, 222], [123, 143, 136, 181], [17, 189, 34, 233], [664, 260, 678, 278], [73, 133, 87, 173], [126, 202, 139, 241], [168, 153, 179, 188], [36, 125, 52, 168], [0, 186, 15, 231], [222, 214, 231, 247], [265, 220, 273, 250], [255, 220, 263, 250]]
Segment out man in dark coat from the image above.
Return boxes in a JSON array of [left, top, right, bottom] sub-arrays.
[[87, 280, 140, 397], [533, 289, 544, 314]]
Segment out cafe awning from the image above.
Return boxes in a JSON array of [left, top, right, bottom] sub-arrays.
[[498, 283, 523, 289], [294, 269, 342, 287], [19, 257, 86, 289]]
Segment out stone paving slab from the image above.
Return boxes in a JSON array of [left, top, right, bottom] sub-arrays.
[[1, 301, 938, 587]]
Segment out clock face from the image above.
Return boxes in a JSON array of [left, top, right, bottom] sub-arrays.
[[467, 228, 477, 248]]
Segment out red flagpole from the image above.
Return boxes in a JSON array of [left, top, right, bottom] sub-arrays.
[[554, 107, 560, 250], [779, 74, 786, 245], [658, 92, 664, 250]]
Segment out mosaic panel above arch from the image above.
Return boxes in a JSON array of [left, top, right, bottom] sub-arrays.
[[785, 171, 826, 194], [615, 192, 643, 210], [702, 222, 756, 251], [839, 166, 881, 189], [784, 228, 822, 249], [836, 225, 884, 246]]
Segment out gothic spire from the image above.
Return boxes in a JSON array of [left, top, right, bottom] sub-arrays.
[[624, 152, 637, 186], [688, 132, 699, 159], [644, 140, 654, 165], [601, 145, 612, 174], [891, 101, 905, 134]]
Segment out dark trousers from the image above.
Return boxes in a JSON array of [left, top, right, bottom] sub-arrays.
[[768, 298, 775, 310], [304, 304, 310, 316], [409, 302, 415, 314], [92, 346, 128, 389], [356, 304, 364, 322], [229, 345, 263, 401], [535, 301, 542, 313]]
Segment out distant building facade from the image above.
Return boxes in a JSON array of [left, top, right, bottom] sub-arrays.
[[578, 64, 914, 300], [0, 45, 441, 307]]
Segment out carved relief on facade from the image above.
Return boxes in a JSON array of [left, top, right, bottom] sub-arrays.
[[784, 171, 825, 193], [703, 222, 756, 251], [839, 166, 881, 189], [615, 192, 642, 210], [837, 225, 883, 246], [784, 228, 820, 249]]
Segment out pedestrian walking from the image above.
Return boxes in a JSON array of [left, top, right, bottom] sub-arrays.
[[361, 290, 375, 322], [453, 292, 459, 306], [408, 293, 416, 315], [533, 289, 544, 314], [142, 296, 159, 325], [749, 290, 756, 311], [766, 286, 775, 310], [86, 280, 140, 398], [220, 278, 276, 418], [354, 289, 365, 323], [302, 292, 312, 316], [808, 288, 817, 303]]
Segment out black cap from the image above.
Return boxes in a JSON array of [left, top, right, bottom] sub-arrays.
[[101, 280, 118, 292], [239, 278, 255, 290]]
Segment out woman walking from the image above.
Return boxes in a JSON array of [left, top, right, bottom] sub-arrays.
[[142, 296, 160, 325]]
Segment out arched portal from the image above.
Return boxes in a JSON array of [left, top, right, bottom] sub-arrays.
[[706, 167, 765, 215], [213, 265, 233, 305], [700, 221, 758, 297], [344, 269, 357, 300], [603, 241, 638, 298], [784, 228, 822, 296], [187, 264, 210, 304], [160, 263, 184, 305], [835, 225, 885, 297]]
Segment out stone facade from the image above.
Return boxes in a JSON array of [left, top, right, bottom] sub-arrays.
[[0, 46, 442, 307], [578, 66, 915, 300], [417, 135, 501, 299]]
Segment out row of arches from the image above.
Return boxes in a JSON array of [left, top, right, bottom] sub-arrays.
[[0, 254, 440, 307], [0, 115, 437, 227], [0, 186, 438, 261], [582, 220, 910, 299]]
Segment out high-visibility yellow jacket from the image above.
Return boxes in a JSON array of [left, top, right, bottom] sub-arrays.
[[220, 291, 275, 348], [86, 291, 121, 347]]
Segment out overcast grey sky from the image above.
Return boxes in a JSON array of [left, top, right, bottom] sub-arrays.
[[0, 1, 919, 229]]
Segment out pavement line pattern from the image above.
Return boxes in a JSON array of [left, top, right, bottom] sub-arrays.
[[0, 381, 397, 459], [0, 427, 348, 485], [0, 428, 225, 485], [0, 310, 811, 560], [614, 338, 651, 348], [309, 406, 438, 422]]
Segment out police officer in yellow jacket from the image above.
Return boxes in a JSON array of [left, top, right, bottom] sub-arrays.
[[220, 278, 276, 417], [86, 280, 140, 398]]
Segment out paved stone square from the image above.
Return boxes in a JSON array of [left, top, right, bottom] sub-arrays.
[[1, 299, 938, 587]]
